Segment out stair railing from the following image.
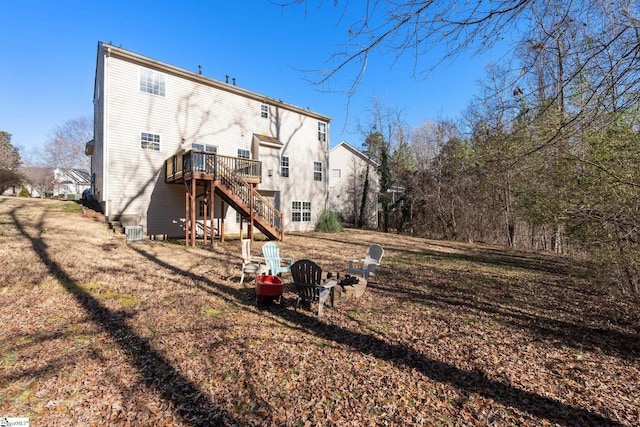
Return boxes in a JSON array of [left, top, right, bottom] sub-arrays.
[[216, 158, 283, 238]]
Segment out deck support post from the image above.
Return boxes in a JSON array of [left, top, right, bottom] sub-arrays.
[[248, 184, 254, 241], [209, 181, 215, 246], [280, 211, 284, 241], [190, 178, 196, 247], [185, 191, 189, 245], [203, 187, 208, 246], [220, 198, 225, 243]]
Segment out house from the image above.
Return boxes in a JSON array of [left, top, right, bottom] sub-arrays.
[[328, 141, 379, 228], [53, 168, 91, 197], [89, 42, 331, 243]]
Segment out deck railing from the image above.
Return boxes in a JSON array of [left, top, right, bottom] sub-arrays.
[[166, 150, 261, 182], [216, 159, 283, 238]]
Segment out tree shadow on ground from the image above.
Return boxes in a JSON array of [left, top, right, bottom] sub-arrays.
[[11, 209, 237, 427], [367, 280, 640, 362], [288, 232, 640, 361], [302, 232, 579, 276], [128, 243, 622, 426]]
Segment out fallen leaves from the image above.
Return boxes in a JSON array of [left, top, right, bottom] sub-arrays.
[[1, 197, 639, 426]]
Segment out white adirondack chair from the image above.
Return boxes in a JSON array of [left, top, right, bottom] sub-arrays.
[[347, 244, 384, 280], [240, 239, 267, 284]]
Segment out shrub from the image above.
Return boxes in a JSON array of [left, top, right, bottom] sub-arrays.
[[17, 186, 30, 197], [315, 209, 343, 233]]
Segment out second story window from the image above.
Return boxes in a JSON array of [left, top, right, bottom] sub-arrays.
[[331, 169, 341, 178], [318, 122, 327, 142], [314, 161, 322, 181], [141, 132, 160, 151], [140, 68, 165, 96], [261, 104, 269, 119], [281, 156, 289, 178], [237, 148, 250, 159]]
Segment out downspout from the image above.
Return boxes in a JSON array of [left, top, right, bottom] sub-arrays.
[[104, 44, 111, 219], [324, 122, 330, 212]]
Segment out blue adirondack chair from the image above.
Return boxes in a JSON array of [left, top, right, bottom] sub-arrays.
[[261, 242, 294, 276]]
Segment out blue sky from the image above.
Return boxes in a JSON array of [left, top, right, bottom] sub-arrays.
[[1, 1, 504, 158]]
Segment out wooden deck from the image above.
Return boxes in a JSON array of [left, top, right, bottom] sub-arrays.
[[165, 150, 283, 244]]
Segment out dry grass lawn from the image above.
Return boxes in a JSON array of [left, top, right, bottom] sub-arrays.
[[1, 196, 639, 426]]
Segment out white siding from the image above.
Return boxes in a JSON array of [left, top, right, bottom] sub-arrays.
[[329, 142, 379, 226], [97, 43, 330, 237], [92, 45, 106, 211]]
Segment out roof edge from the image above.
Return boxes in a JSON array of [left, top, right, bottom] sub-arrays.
[[100, 42, 332, 123], [330, 141, 379, 166]]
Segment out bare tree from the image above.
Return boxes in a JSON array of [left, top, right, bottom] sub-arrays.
[[286, 1, 639, 137], [21, 166, 55, 197], [38, 117, 92, 170]]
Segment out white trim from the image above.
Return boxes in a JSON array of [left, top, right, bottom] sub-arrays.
[[104, 49, 110, 217]]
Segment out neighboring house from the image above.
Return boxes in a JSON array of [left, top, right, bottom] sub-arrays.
[[53, 168, 91, 197], [1, 186, 18, 196], [328, 141, 379, 228], [89, 42, 331, 241]]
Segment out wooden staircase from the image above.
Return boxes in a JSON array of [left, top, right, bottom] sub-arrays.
[[166, 150, 283, 242]]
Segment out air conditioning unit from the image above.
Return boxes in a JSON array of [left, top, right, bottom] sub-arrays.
[[124, 225, 143, 242]]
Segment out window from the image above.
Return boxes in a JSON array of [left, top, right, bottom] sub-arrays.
[[292, 201, 311, 222], [140, 68, 165, 96], [292, 201, 301, 222], [141, 132, 160, 151], [302, 202, 311, 222], [318, 122, 327, 142], [237, 148, 250, 159], [236, 211, 242, 223], [313, 161, 322, 181], [191, 143, 217, 153], [281, 156, 289, 178], [261, 104, 269, 119], [331, 169, 341, 178], [191, 143, 216, 172]]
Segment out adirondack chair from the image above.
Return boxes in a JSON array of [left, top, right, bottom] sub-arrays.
[[240, 239, 267, 285], [290, 259, 335, 316], [347, 244, 384, 280], [261, 242, 294, 276]]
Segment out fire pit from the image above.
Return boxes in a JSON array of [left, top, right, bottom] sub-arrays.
[[255, 275, 284, 305]]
